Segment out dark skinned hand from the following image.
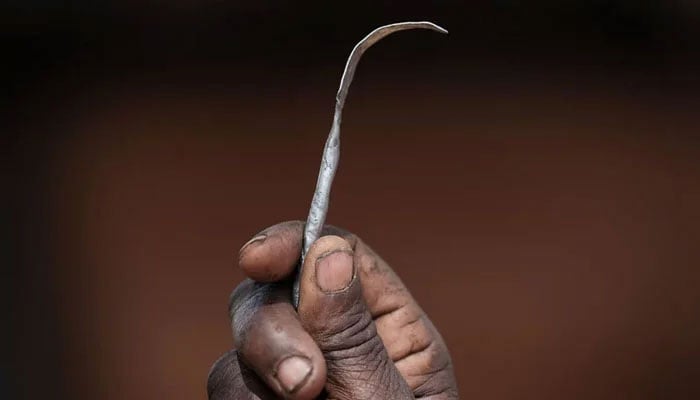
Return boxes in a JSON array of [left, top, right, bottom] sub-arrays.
[[207, 221, 458, 399]]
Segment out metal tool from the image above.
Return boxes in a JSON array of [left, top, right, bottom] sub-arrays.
[[293, 21, 448, 308]]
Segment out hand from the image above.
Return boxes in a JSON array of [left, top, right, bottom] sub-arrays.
[[207, 221, 458, 399]]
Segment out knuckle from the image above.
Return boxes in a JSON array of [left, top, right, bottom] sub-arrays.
[[317, 301, 373, 349], [229, 280, 288, 348], [206, 350, 246, 400], [399, 341, 457, 398], [326, 335, 391, 392], [320, 305, 388, 374]]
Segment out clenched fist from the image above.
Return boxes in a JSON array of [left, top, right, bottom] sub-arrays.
[[208, 221, 458, 399]]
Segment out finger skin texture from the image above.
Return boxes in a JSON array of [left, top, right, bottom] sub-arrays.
[[207, 349, 278, 400], [229, 279, 327, 399], [239, 221, 304, 282], [356, 243, 458, 399], [297, 235, 414, 400], [211, 221, 458, 399]]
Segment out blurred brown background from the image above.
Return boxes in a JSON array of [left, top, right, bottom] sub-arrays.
[[5, 1, 700, 399]]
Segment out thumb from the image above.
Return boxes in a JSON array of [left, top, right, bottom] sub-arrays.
[[297, 235, 413, 400]]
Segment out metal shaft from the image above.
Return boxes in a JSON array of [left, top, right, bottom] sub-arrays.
[[293, 21, 448, 308]]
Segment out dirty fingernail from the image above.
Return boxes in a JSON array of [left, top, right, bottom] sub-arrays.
[[276, 356, 312, 393], [239, 234, 266, 260], [316, 250, 354, 292]]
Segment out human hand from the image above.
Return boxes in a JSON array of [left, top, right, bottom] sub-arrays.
[[207, 221, 458, 399]]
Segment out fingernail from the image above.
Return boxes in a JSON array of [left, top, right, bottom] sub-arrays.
[[276, 356, 312, 393], [239, 234, 266, 260], [315, 250, 354, 292]]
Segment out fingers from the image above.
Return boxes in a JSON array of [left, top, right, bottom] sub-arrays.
[[236, 222, 457, 397], [229, 279, 326, 400], [354, 242, 458, 398], [354, 242, 457, 396], [207, 349, 276, 400], [238, 221, 304, 282], [239, 223, 432, 356], [297, 235, 414, 400], [238, 221, 416, 320], [238, 221, 360, 282]]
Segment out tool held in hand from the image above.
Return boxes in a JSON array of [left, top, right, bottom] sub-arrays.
[[293, 21, 448, 308]]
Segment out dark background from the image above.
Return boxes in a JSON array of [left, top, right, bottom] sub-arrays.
[[5, 1, 700, 399]]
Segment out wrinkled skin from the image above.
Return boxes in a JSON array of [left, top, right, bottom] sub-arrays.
[[208, 221, 458, 400]]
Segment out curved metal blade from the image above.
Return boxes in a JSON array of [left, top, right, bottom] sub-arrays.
[[293, 21, 448, 308]]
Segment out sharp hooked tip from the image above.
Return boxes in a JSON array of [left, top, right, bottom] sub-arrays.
[[414, 21, 448, 34]]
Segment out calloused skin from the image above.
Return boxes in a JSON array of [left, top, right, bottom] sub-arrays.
[[207, 221, 458, 399]]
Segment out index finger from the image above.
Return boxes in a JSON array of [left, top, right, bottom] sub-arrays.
[[238, 220, 304, 282], [237, 221, 410, 319]]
